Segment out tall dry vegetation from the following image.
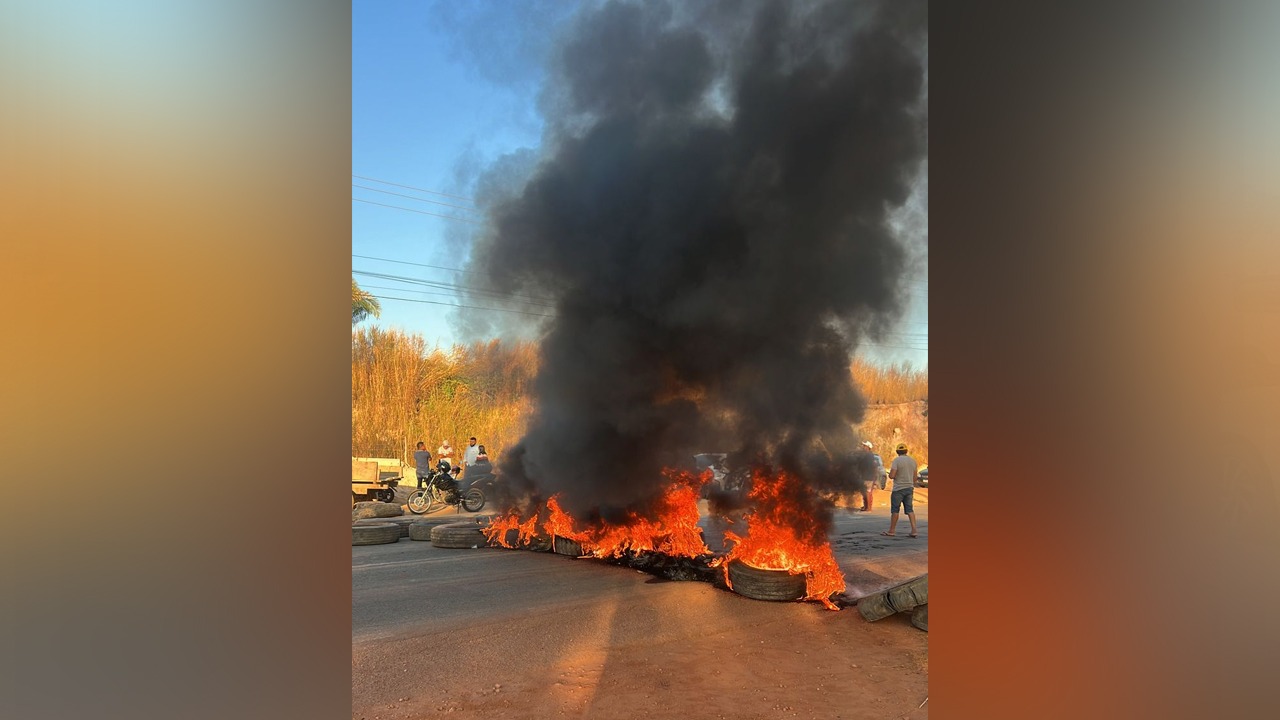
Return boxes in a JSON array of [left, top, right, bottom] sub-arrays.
[[851, 358, 929, 468], [352, 328, 927, 467], [850, 358, 929, 405], [351, 328, 537, 463]]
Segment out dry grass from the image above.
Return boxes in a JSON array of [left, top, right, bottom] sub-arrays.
[[352, 329, 927, 468], [851, 357, 929, 405], [351, 328, 537, 463], [851, 357, 929, 466]]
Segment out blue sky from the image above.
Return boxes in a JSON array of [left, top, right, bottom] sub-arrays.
[[352, 0, 928, 368]]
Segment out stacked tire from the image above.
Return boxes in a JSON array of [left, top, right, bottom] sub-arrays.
[[354, 516, 415, 538], [352, 523, 400, 546], [430, 522, 488, 549]]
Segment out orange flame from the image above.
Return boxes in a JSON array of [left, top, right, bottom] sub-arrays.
[[541, 470, 711, 559], [482, 512, 543, 548], [481, 512, 523, 548], [720, 467, 846, 610]]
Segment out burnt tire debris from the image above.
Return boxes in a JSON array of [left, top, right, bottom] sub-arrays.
[[552, 536, 584, 556]]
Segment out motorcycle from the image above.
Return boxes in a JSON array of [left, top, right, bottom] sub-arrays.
[[406, 462, 486, 514]]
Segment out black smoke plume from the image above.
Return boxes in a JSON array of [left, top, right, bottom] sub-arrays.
[[463, 0, 927, 522]]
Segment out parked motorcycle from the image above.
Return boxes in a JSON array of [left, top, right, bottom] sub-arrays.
[[406, 462, 485, 514]]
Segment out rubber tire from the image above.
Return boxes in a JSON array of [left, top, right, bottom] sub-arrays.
[[911, 603, 928, 631], [553, 536, 583, 556], [726, 560, 806, 601], [409, 523, 434, 541], [857, 574, 929, 622], [526, 535, 553, 553], [430, 522, 487, 549], [406, 490, 432, 515], [352, 523, 400, 546], [461, 488, 485, 512], [354, 517, 412, 538]]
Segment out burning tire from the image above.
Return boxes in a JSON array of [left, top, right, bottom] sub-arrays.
[[726, 560, 807, 602], [430, 522, 488, 549], [352, 523, 400, 546], [553, 536, 584, 556]]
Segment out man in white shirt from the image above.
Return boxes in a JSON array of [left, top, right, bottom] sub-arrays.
[[462, 436, 479, 469], [437, 439, 455, 469]]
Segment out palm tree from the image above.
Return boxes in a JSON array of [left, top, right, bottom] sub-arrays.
[[352, 278, 381, 325]]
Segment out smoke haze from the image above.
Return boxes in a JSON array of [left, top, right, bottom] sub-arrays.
[[459, 0, 927, 520]]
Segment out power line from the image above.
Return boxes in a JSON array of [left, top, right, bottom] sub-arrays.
[[353, 253, 494, 278], [369, 293, 554, 318], [862, 343, 929, 351], [353, 197, 482, 225], [353, 183, 483, 214], [373, 292, 925, 348], [358, 284, 506, 305], [354, 251, 928, 343], [352, 174, 477, 205], [353, 269, 559, 307]]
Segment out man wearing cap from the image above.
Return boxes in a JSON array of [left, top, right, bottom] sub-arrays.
[[862, 440, 886, 510], [883, 443, 919, 538]]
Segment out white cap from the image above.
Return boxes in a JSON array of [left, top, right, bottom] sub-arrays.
[[861, 440, 873, 449]]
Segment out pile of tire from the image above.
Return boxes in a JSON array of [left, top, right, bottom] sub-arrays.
[[429, 522, 488, 549], [354, 516, 416, 538], [725, 560, 807, 602], [352, 523, 400, 546]]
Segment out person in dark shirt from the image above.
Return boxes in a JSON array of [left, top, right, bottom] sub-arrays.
[[413, 441, 433, 490]]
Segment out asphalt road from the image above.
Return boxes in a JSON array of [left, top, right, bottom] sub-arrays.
[[352, 497, 928, 720]]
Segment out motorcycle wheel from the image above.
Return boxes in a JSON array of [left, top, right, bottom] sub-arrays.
[[406, 490, 432, 515], [461, 488, 485, 512]]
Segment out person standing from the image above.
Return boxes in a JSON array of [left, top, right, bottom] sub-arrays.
[[882, 443, 919, 538], [860, 440, 884, 511], [462, 436, 479, 469], [868, 441, 887, 491], [412, 441, 433, 490], [437, 438, 455, 469]]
